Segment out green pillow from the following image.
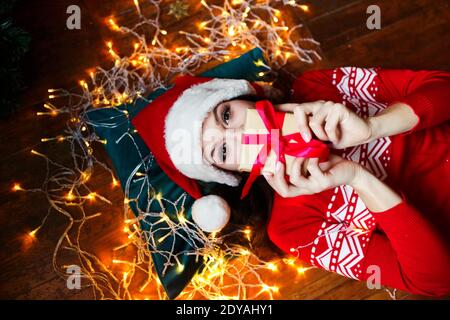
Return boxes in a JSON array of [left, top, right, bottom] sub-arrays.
[[85, 47, 270, 299]]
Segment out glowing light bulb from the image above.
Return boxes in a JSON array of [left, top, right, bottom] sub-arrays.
[[300, 5, 309, 12], [29, 227, 40, 238], [80, 171, 90, 182], [240, 249, 250, 256], [261, 284, 270, 292], [133, 0, 140, 13], [178, 212, 186, 224], [284, 258, 296, 266], [108, 18, 120, 31], [66, 191, 75, 201], [267, 263, 278, 271], [297, 267, 306, 274], [86, 192, 96, 201], [30, 149, 45, 157], [12, 183, 23, 191], [80, 80, 87, 88]]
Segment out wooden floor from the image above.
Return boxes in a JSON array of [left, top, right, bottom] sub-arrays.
[[1, 0, 449, 300]]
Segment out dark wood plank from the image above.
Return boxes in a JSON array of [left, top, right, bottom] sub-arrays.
[[2, 0, 448, 300]]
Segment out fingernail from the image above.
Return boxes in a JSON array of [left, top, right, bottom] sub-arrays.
[[301, 130, 311, 142]]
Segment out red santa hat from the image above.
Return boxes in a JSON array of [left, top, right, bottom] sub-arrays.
[[132, 74, 270, 232]]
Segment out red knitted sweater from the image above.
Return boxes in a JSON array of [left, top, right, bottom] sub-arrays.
[[267, 67, 450, 296]]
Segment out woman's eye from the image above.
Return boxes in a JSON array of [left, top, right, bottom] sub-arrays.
[[222, 106, 231, 125], [220, 143, 227, 162]]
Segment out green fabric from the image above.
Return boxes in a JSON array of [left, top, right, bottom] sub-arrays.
[[85, 47, 270, 299]]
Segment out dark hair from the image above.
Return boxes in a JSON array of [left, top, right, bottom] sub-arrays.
[[198, 93, 285, 261], [198, 174, 284, 261], [228, 94, 260, 103]]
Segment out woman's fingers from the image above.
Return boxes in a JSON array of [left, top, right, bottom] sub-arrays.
[[293, 107, 312, 142], [324, 110, 341, 145], [263, 162, 286, 196], [306, 158, 330, 190], [289, 157, 309, 187], [309, 108, 329, 141], [327, 153, 345, 165], [263, 162, 301, 198], [273, 103, 298, 113], [263, 158, 341, 197], [262, 172, 277, 192], [273, 162, 291, 197]]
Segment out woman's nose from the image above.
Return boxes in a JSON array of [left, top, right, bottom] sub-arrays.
[[225, 127, 242, 140], [225, 127, 243, 149]]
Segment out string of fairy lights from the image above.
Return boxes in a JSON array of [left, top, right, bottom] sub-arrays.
[[12, 0, 319, 299]]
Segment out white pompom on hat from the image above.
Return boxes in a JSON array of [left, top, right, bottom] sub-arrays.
[[191, 195, 231, 233], [132, 74, 271, 232]]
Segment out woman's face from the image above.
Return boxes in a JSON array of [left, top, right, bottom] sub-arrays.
[[202, 99, 255, 172]]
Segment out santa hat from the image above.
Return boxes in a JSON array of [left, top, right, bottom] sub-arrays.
[[132, 74, 272, 232]]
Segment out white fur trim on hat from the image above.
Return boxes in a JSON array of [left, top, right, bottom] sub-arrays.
[[192, 195, 231, 232], [164, 78, 257, 186]]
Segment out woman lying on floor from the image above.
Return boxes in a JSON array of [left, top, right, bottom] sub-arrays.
[[133, 67, 450, 297]]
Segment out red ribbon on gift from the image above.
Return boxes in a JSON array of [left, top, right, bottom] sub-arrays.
[[240, 100, 329, 199]]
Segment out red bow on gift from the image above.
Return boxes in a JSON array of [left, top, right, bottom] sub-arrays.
[[240, 100, 329, 199]]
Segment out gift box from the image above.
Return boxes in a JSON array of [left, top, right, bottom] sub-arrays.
[[239, 100, 329, 198]]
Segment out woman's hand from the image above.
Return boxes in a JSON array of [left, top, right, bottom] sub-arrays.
[[263, 154, 363, 198], [275, 101, 373, 149]]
